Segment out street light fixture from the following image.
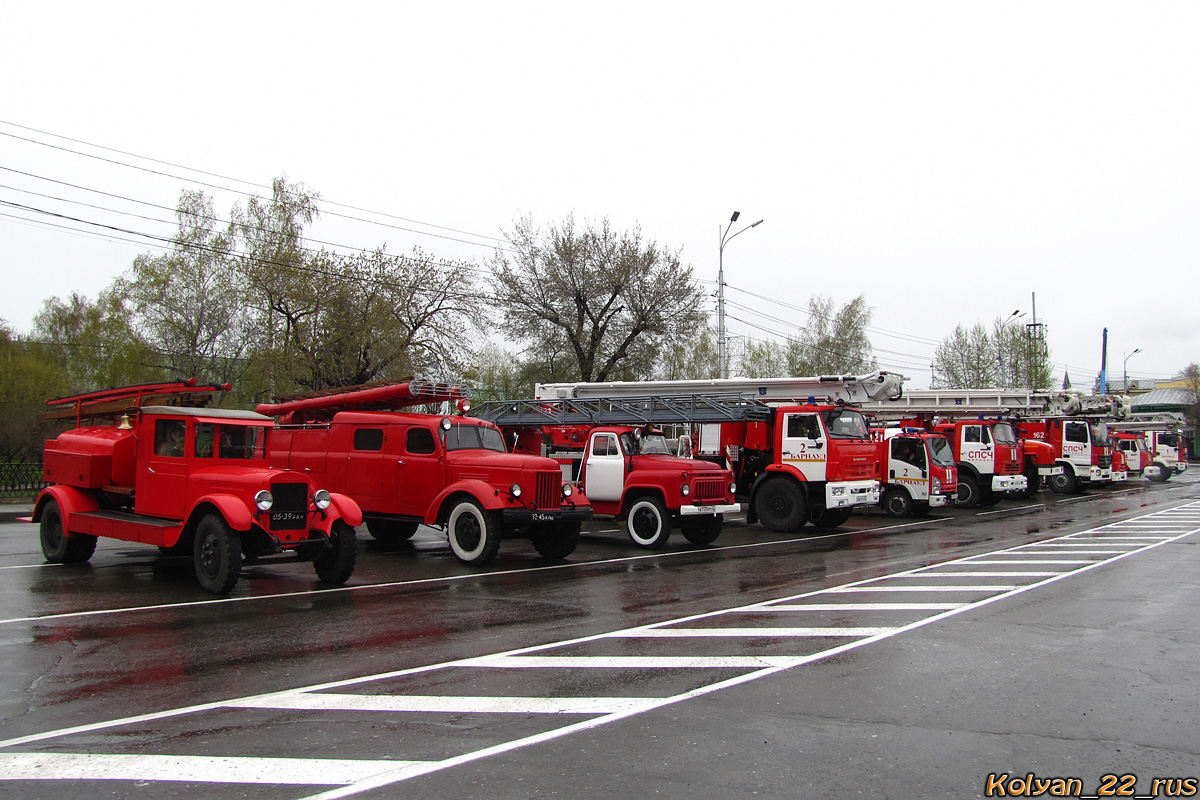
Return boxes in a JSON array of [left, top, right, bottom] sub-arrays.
[[717, 211, 764, 379], [997, 309, 1025, 386], [1122, 348, 1142, 392]]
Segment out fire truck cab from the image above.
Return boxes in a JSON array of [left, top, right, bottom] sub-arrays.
[[870, 427, 958, 517]]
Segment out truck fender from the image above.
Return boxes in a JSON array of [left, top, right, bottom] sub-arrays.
[[427, 479, 507, 524], [186, 494, 255, 532], [31, 485, 101, 531], [327, 492, 363, 528]]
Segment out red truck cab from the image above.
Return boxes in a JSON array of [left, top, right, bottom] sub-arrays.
[[926, 418, 1028, 507], [870, 428, 958, 517]]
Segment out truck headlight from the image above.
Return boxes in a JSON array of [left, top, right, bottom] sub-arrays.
[[254, 490, 273, 511], [932, 477, 941, 494], [729, 482, 737, 495], [561, 483, 573, 498], [509, 483, 523, 498], [681, 484, 690, 497], [832, 487, 845, 496], [313, 489, 332, 510]]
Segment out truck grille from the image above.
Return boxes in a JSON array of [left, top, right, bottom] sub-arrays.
[[1098, 455, 1111, 469], [269, 482, 308, 531], [535, 470, 560, 510], [999, 461, 1021, 475], [692, 476, 728, 502]]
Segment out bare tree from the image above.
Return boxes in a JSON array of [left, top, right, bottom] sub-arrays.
[[785, 294, 877, 375], [932, 323, 997, 388], [492, 216, 705, 382]]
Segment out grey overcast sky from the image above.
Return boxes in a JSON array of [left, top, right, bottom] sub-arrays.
[[3, 1, 1198, 390]]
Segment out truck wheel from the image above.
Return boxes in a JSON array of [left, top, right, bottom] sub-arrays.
[[447, 499, 502, 565], [531, 521, 580, 560], [626, 497, 672, 548], [1047, 468, 1078, 494], [314, 520, 358, 585], [912, 501, 932, 516], [193, 514, 242, 594], [40, 499, 97, 563], [1149, 466, 1170, 483], [956, 475, 981, 508], [755, 478, 807, 532], [978, 486, 1002, 507], [366, 518, 419, 544], [882, 488, 913, 518], [1014, 468, 1041, 498], [811, 508, 853, 528], [680, 514, 723, 546]]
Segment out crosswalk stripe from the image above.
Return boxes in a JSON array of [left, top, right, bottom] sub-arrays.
[[610, 627, 895, 638], [753, 603, 967, 611], [0, 753, 423, 785], [827, 585, 1018, 592], [228, 694, 656, 715], [463, 655, 799, 669]]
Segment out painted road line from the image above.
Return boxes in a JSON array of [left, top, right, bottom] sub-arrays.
[[229, 694, 657, 715], [962, 558, 1092, 565], [827, 584, 1019, 592], [0, 753, 423, 785], [608, 627, 897, 638], [462, 655, 801, 669], [749, 603, 968, 611], [894, 571, 1061, 577]]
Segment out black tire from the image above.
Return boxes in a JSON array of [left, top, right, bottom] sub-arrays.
[[193, 514, 242, 594], [913, 500, 932, 516], [1149, 466, 1171, 483], [882, 488, 913, 518], [365, 518, 419, 544], [956, 474, 981, 508], [531, 521, 580, 560], [39, 499, 97, 563], [1047, 467, 1078, 494], [625, 496, 672, 548], [447, 499, 502, 565], [1015, 468, 1042, 498], [314, 520, 358, 584], [755, 478, 808, 532], [811, 508, 853, 529], [680, 514, 723, 545]]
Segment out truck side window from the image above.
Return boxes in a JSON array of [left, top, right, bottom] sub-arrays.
[[786, 414, 820, 439], [155, 420, 186, 457], [406, 427, 437, 455], [964, 426, 981, 444], [593, 434, 618, 457], [892, 438, 926, 468], [1066, 423, 1087, 443], [353, 428, 384, 451], [194, 423, 215, 458]]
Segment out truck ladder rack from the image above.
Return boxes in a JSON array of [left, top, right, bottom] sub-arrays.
[[474, 393, 774, 427]]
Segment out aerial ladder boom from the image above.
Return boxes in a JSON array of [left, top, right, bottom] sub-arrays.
[[534, 371, 906, 405], [859, 388, 1131, 420], [256, 379, 469, 423]]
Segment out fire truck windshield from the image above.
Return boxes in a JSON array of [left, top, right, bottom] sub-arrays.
[[445, 423, 508, 452], [992, 422, 1018, 445], [1090, 423, 1110, 447], [929, 436, 955, 467], [821, 408, 869, 439], [635, 434, 672, 455]]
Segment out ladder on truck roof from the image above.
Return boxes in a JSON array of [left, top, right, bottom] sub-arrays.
[[859, 388, 1131, 420], [534, 371, 906, 405], [474, 393, 775, 428], [256, 379, 469, 422], [1107, 412, 1187, 432], [39, 379, 231, 425]]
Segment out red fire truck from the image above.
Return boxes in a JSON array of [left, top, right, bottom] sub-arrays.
[[491, 421, 738, 548], [1108, 415, 1187, 482], [26, 380, 362, 594], [528, 372, 903, 532], [869, 427, 958, 517], [1017, 418, 1115, 493], [256, 380, 591, 565]]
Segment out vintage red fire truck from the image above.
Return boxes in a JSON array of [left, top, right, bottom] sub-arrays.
[[530, 373, 903, 532], [497, 422, 738, 548], [27, 380, 362, 594], [869, 427, 958, 517], [256, 380, 591, 565]]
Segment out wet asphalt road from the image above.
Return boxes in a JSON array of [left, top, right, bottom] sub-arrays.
[[1, 476, 1198, 800]]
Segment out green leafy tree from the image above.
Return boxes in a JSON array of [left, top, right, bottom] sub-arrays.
[[0, 323, 69, 462], [32, 291, 159, 392], [658, 324, 720, 381], [932, 323, 997, 388], [738, 339, 788, 378], [121, 189, 250, 386], [785, 294, 877, 375], [492, 216, 705, 382]]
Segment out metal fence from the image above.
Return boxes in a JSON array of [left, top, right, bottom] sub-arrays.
[[0, 463, 44, 498]]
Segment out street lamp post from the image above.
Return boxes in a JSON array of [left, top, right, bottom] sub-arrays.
[[717, 211, 763, 379], [996, 309, 1024, 387], [1122, 348, 1142, 393]]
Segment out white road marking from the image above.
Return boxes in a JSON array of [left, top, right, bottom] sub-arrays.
[[826, 584, 1019, 592], [608, 627, 896, 637], [754, 603, 967, 611], [229, 693, 657, 715], [0, 752, 423, 785]]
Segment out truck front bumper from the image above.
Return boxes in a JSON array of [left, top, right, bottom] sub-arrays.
[[1110, 470, 1128, 482], [503, 507, 594, 527], [826, 480, 880, 509], [990, 475, 1028, 493], [1037, 465, 1064, 477], [1176, 461, 1189, 475], [1087, 467, 1111, 482], [678, 503, 741, 516], [928, 494, 949, 508]]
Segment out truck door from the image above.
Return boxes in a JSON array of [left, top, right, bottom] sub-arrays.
[[781, 412, 826, 481], [1063, 421, 1090, 465], [583, 432, 625, 503], [391, 425, 446, 517], [135, 418, 189, 526], [960, 424, 993, 474], [344, 427, 387, 509]]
